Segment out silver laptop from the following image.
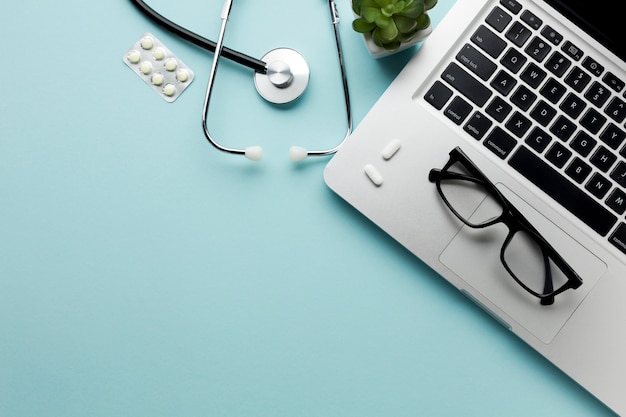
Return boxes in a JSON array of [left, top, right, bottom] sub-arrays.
[[324, 0, 626, 414]]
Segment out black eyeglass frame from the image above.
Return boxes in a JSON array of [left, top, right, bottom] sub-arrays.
[[428, 147, 583, 304]]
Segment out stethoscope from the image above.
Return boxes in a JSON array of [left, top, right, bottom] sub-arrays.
[[130, 0, 352, 162]]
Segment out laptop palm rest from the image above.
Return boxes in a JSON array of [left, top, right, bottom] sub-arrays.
[[439, 183, 606, 343]]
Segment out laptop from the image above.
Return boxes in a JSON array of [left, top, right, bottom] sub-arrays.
[[324, 0, 626, 414]]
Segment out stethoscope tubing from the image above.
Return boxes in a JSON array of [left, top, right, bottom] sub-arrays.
[[307, 0, 352, 158], [202, 0, 249, 157], [129, 0, 267, 73]]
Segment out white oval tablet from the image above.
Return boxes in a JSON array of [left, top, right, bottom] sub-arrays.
[[382, 138, 401, 160], [364, 164, 383, 186]]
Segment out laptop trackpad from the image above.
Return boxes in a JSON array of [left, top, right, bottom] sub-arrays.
[[439, 184, 606, 344]]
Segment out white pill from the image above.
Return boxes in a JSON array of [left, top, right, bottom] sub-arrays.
[[364, 164, 383, 186], [163, 84, 177, 97], [127, 50, 141, 64], [164, 58, 177, 72], [382, 138, 401, 160], [151, 73, 165, 86], [140, 36, 154, 50], [176, 69, 190, 83], [152, 47, 166, 61], [139, 61, 153, 75]]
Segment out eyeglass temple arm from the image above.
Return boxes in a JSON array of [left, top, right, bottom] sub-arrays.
[[540, 250, 555, 306], [428, 169, 490, 185]]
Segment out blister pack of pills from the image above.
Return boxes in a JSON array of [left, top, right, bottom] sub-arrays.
[[123, 32, 194, 102]]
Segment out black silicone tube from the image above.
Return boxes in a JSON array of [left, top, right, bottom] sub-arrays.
[[129, 0, 267, 73]]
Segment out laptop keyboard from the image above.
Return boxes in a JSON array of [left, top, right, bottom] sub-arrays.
[[424, 0, 626, 255]]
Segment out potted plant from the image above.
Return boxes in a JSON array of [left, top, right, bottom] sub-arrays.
[[352, 0, 437, 58]]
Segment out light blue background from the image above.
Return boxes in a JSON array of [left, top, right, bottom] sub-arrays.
[[0, 1, 615, 416]]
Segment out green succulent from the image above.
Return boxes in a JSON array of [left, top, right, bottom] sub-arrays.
[[352, 0, 437, 51]]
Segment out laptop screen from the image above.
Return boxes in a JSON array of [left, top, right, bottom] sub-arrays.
[[545, 0, 624, 62]]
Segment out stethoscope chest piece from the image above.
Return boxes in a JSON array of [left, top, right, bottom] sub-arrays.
[[254, 48, 310, 104]]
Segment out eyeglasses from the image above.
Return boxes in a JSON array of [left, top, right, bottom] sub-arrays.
[[428, 147, 583, 305]]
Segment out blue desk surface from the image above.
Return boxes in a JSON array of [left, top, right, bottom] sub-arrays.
[[0, 1, 615, 416]]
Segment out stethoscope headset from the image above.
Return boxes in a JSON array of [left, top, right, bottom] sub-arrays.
[[130, 0, 353, 162]]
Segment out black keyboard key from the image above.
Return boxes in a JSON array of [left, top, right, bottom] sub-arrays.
[[511, 85, 536, 110], [605, 97, 626, 123], [603, 72, 625, 93], [561, 40, 583, 61], [520, 62, 547, 88], [580, 108, 607, 134], [540, 78, 566, 104], [471, 25, 507, 59], [600, 123, 626, 150], [500, 0, 522, 14], [565, 67, 591, 92], [586, 173, 612, 199], [464, 112, 493, 140], [424, 81, 453, 110], [585, 81, 611, 107], [491, 70, 517, 95], [545, 51, 571, 77], [441, 63, 492, 107], [590, 145, 617, 172], [500, 48, 527, 73], [609, 223, 626, 254], [570, 131, 597, 157], [582, 56, 604, 77], [550, 115, 577, 141], [456, 44, 497, 81], [606, 190, 626, 215], [565, 157, 592, 184], [444, 96, 473, 125], [486, 96, 512, 122], [509, 146, 617, 236], [610, 161, 626, 188], [521, 10, 542, 30], [486, 6, 512, 32], [505, 111, 532, 138], [530, 100, 557, 126], [506, 21, 532, 47], [484, 126, 517, 159], [546, 142, 572, 167], [525, 127, 552, 153], [525, 36, 551, 62], [560, 93, 586, 119], [541, 25, 563, 46]]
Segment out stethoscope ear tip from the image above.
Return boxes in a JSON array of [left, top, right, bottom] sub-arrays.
[[245, 146, 263, 161], [289, 146, 308, 162]]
